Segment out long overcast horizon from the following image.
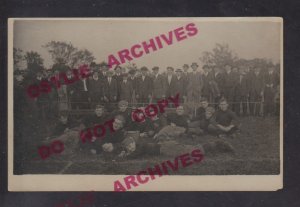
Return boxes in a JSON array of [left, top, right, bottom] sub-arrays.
[[13, 18, 281, 70]]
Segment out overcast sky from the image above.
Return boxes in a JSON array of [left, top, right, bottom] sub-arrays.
[[13, 18, 281, 70]]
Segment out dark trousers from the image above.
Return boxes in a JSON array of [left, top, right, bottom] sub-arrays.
[[234, 95, 248, 116], [264, 87, 275, 116], [249, 91, 262, 116]]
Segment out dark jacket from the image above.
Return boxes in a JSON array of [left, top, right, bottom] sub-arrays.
[[164, 75, 177, 97], [103, 77, 118, 100], [135, 76, 153, 97], [119, 79, 133, 101]]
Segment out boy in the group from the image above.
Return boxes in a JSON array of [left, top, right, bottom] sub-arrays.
[[111, 100, 131, 128], [82, 104, 106, 129], [79, 104, 108, 153], [208, 99, 239, 138], [195, 97, 210, 119], [189, 97, 210, 129], [43, 111, 80, 155], [154, 105, 189, 141], [188, 106, 216, 136], [100, 115, 127, 155], [82, 115, 127, 155]]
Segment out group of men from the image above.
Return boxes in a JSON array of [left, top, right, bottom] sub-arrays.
[[13, 60, 281, 162], [14, 61, 280, 139], [48, 97, 237, 160]]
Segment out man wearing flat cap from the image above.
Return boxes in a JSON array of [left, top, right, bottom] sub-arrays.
[[187, 62, 203, 103], [152, 66, 166, 102], [135, 66, 153, 105]]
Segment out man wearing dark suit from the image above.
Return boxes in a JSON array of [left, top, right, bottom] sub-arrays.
[[127, 69, 137, 105], [234, 66, 250, 116], [174, 69, 187, 104], [98, 62, 108, 81], [223, 64, 237, 108], [201, 65, 215, 103], [103, 70, 118, 111], [119, 73, 133, 103], [135, 66, 153, 105], [165, 66, 177, 98], [113, 65, 124, 102], [75, 77, 90, 109], [249, 66, 264, 116], [182, 64, 190, 97], [152, 66, 166, 102], [187, 62, 203, 103], [214, 66, 225, 103], [182, 64, 190, 80], [264, 65, 279, 116], [88, 71, 103, 107]]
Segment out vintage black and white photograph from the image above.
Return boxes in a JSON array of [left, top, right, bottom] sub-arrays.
[[8, 18, 283, 191]]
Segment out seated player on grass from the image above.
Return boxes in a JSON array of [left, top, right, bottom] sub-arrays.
[[79, 104, 107, 152], [187, 106, 216, 136], [43, 110, 80, 155], [111, 100, 131, 127], [208, 99, 239, 138], [89, 115, 127, 155], [154, 105, 189, 141], [189, 97, 211, 129], [142, 112, 167, 139]]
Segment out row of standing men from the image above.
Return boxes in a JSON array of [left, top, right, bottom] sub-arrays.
[[61, 62, 280, 116]]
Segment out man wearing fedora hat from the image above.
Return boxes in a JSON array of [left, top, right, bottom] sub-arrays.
[[187, 62, 203, 103], [152, 66, 166, 102], [135, 66, 153, 105]]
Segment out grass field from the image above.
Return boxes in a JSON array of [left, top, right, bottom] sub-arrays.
[[15, 115, 280, 175]]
